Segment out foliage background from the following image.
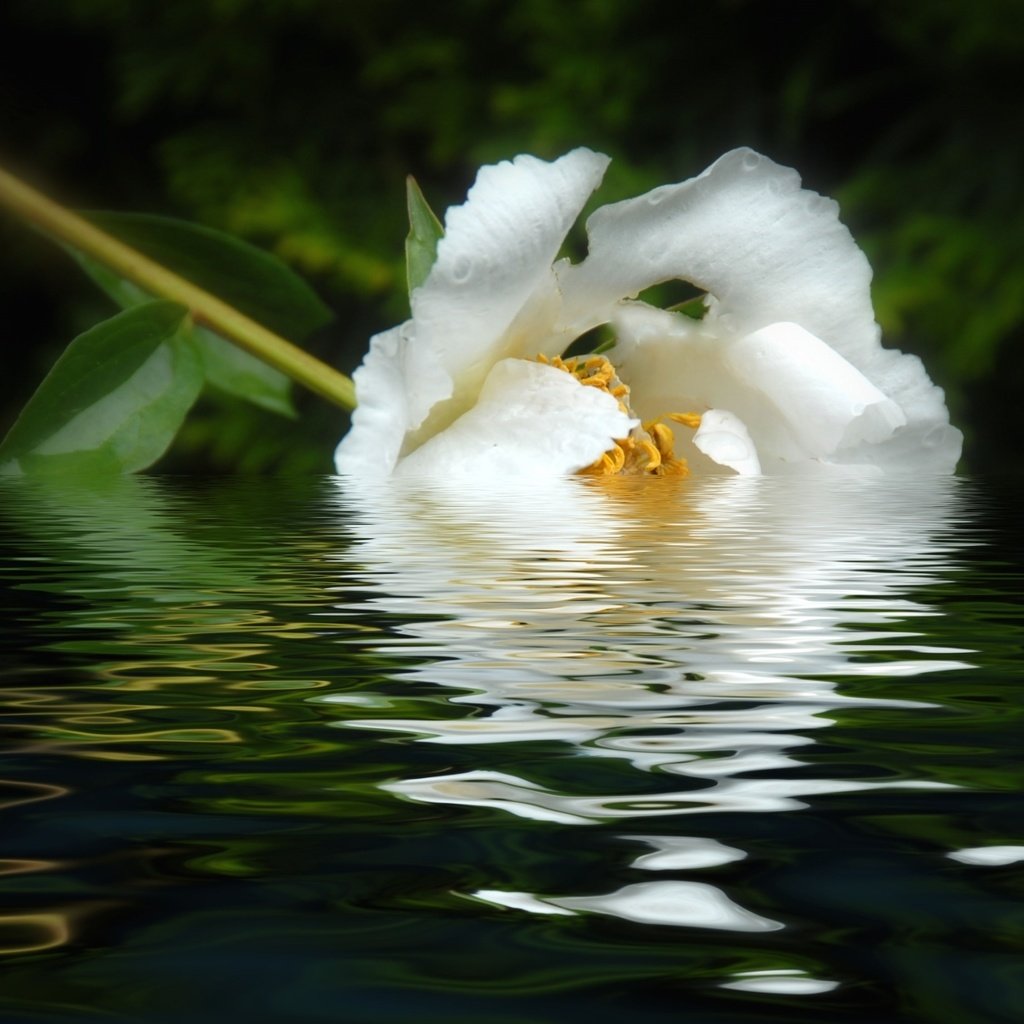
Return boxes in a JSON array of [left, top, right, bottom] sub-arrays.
[[1, 0, 1021, 474]]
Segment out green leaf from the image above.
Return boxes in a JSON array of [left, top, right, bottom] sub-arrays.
[[405, 175, 444, 299], [194, 326, 297, 418], [69, 227, 300, 418], [82, 211, 333, 340], [668, 295, 709, 320], [0, 301, 203, 475], [70, 253, 151, 309]]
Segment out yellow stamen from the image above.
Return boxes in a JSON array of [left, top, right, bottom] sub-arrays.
[[667, 411, 703, 429], [536, 353, 703, 478], [648, 422, 675, 456], [639, 439, 662, 470]]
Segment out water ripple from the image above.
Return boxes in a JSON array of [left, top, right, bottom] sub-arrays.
[[328, 476, 971, 824], [1, 474, 1018, 1022]]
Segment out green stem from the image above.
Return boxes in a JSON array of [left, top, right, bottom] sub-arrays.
[[0, 164, 356, 411]]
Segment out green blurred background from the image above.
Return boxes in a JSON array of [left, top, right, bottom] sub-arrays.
[[1, 0, 1021, 474]]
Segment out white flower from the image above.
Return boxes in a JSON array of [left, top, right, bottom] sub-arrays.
[[335, 148, 961, 479]]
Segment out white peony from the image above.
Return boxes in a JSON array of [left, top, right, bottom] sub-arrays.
[[334, 148, 961, 479]]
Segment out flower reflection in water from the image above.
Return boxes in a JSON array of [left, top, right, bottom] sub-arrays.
[[327, 474, 971, 969]]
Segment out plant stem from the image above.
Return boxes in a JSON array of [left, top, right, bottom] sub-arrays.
[[0, 164, 356, 410]]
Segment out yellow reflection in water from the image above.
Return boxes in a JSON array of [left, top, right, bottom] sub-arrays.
[[30, 727, 243, 763], [39, 728, 241, 744], [0, 859, 60, 877], [0, 781, 68, 810], [0, 912, 70, 955]]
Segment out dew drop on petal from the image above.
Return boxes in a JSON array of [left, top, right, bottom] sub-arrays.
[[742, 152, 761, 171], [452, 256, 472, 283]]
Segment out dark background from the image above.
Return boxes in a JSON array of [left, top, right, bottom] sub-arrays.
[[1, 0, 1021, 474]]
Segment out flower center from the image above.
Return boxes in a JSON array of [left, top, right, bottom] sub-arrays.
[[537, 354, 702, 477]]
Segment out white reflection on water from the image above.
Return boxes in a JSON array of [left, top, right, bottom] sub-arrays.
[[326, 475, 971, 933], [626, 835, 747, 870], [721, 970, 840, 995], [329, 476, 969, 810], [475, 880, 783, 931], [947, 846, 1024, 866]]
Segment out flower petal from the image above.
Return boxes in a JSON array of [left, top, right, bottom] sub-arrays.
[[612, 303, 806, 463], [395, 358, 635, 479], [334, 322, 451, 477], [611, 304, 943, 472], [693, 410, 762, 476], [829, 348, 962, 474], [569, 148, 961, 474], [559, 148, 878, 367], [723, 322, 906, 456], [410, 149, 610, 427]]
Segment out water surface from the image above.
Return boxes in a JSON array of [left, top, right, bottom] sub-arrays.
[[0, 474, 1021, 1022]]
